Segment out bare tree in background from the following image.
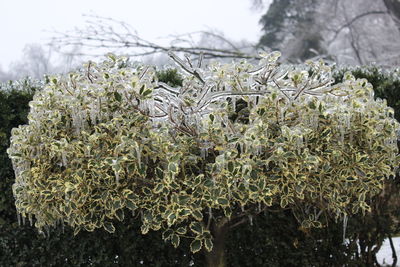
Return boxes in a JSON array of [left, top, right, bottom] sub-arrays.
[[10, 44, 53, 79], [50, 15, 260, 64], [0, 44, 51, 81], [319, 0, 400, 65], [0, 43, 83, 82], [257, 0, 400, 66]]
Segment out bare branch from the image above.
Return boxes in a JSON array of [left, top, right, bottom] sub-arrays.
[[327, 10, 387, 45], [388, 233, 398, 267], [50, 14, 260, 61], [229, 217, 248, 230]]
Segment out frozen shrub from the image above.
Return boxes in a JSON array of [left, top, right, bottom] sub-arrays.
[[8, 52, 399, 265]]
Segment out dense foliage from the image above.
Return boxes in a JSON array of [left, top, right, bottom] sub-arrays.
[[0, 78, 203, 266], [1, 59, 400, 266], [6, 51, 399, 267], [230, 65, 400, 267]]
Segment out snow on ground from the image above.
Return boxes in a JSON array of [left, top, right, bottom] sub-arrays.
[[377, 237, 400, 266]]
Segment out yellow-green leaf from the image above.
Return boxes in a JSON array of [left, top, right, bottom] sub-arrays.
[[190, 239, 202, 253], [103, 222, 115, 233], [190, 221, 203, 234], [204, 238, 213, 252], [171, 234, 180, 248]]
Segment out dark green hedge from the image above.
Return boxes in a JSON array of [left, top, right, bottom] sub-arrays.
[[1, 65, 399, 266]]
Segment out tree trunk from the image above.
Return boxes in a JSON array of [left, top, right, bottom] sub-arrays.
[[204, 223, 228, 267]]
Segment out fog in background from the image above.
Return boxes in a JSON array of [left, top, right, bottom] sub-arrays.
[[1, 0, 399, 82]]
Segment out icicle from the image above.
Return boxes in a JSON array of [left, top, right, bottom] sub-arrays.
[[208, 207, 213, 223], [80, 110, 87, 130], [115, 171, 120, 185], [251, 96, 257, 109], [248, 215, 253, 226], [148, 98, 155, 117], [200, 143, 210, 160], [62, 152, 67, 167], [17, 212, 21, 226], [22, 214, 26, 225], [90, 106, 97, 124], [194, 114, 201, 130], [296, 136, 303, 151], [97, 97, 102, 120], [312, 114, 319, 130], [29, 213, 33, 227], [344, 114, 351, 129], [280, 109, 285, 123], [343, 214, 348, 244], [45, 225, 50, 238], [200, 148, 206, 160], [136, 146, 141, 167], [339, 125, 345, 144]]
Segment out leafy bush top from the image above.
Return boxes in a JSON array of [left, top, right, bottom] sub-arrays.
[[8, 52, 399, 253]]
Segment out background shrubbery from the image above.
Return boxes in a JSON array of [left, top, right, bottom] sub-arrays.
[[1, 65, 399, 266]]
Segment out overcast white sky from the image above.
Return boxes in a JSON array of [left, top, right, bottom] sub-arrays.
[[0, 0, 270, 71]]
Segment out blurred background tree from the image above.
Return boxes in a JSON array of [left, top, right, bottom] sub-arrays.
[[256, 0, 400, 65], [1, 0, 399, 82]]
